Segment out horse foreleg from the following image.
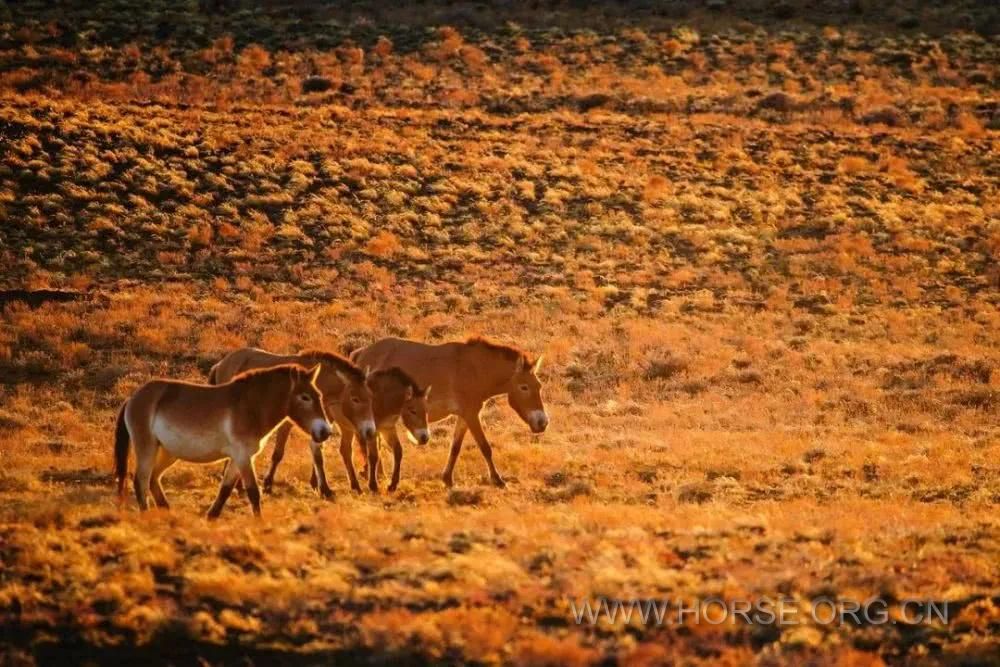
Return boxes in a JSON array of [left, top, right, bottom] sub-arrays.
[[337, 429, 362, 493], [366, 433, 380, 493], [308, 439, 334, 499], [442, 418, 468, 488], [385, 428, 404, 492], [262, 421, 292, 495], [465, 412, 505, 488], [206, 457, 240, 519]]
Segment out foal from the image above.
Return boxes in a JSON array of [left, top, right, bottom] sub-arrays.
[[352, 336, 548, 488], [209, 347, 375, 498], [332, 367, 431, 492], [249, 365, 430, 493], [113, 364, 331, 518]]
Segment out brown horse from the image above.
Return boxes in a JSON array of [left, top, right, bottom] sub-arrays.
[[279, 366, 431, 493], [208, 347, 376, 497], [113, 364, 331, 518], [351, 337, 548, 488]]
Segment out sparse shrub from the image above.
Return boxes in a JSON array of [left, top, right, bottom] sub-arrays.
[[756, 91, 798, 112], [861, 106, 905, 126], [677, 482, 713, 503], [447, 488, 482, 506], [643, 355, 687, 381], [301, 75, 333, 94]]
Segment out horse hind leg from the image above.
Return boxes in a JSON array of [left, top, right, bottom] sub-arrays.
[[234, 454, 262, 518], [127, 420, 159, 511], [207, 456, 241, 519], [149, 447, 177, 509], [132, 443, 156, 511]]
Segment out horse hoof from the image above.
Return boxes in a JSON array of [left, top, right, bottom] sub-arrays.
[[320, 487, 335, 500], [388, 483, 398, 493], [492, 477, 507, 489]]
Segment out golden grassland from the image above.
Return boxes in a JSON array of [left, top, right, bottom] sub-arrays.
[[1, 1, 999, 664]]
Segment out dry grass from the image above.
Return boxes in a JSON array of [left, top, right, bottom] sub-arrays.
[[1, 1, 999, 664]]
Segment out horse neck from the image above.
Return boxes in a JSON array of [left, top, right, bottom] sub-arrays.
[[468, 346, 516, 400], [299, 353, 348, 398], [237, 369, 291, 437], [372, 379, 404, 420]]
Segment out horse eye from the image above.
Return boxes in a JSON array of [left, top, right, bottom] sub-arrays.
[[351, 396, 361, 404], [520, 384, 529, 392], [300, 393, 312, 402]]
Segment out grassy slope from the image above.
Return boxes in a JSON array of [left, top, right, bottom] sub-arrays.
[[1, 1, 998, 664]]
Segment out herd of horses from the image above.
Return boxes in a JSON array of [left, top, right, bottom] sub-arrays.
[[113, 337, 548, 518]]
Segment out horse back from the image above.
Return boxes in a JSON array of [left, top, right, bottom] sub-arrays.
[[354, 338, 468, 417], [212, 347, 291, 384]]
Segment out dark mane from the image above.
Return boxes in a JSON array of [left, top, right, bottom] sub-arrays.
[[230, 363, 305, 384], [370, 366, 422, 393], [298, 349, 366, 383], [465, 336, 530, 364]]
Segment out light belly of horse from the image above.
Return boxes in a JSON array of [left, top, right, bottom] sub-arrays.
[[152, 414, 245, 463]]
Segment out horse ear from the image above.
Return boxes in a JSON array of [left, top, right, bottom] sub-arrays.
[[334, 369, 350, 385], [422, 384, 432, 399], [515, 356, 526, 372], [365, 365, 372, 379], [532, 355, 544, 374], [309, 364, 322, 383], [404, 385, 413, 400]]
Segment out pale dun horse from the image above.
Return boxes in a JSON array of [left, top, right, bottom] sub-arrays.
[[114, 364, 332, 518], [351, 337, 548, 488], [208, 348, 377, 497]]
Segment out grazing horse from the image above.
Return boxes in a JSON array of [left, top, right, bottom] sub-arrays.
[[271, 366, 431, 493], [113, 364, 331, 518], [351, 336, 548, 488], [208, 347, 376, 497]]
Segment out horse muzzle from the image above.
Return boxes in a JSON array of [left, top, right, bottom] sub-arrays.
[[359, 420, 377, 442], [414, 428, 431, 445], [311, 420, 333, 443], [528, 410, 549, 434]]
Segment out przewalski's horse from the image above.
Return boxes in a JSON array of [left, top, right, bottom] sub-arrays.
[[113, 364, 331, 518], [273, 366, 431, 493], [351, 337, 548, 488], [208, 347, 376, 498]]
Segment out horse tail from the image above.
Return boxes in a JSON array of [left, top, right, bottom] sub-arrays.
[[113, 401, 130, 501]]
